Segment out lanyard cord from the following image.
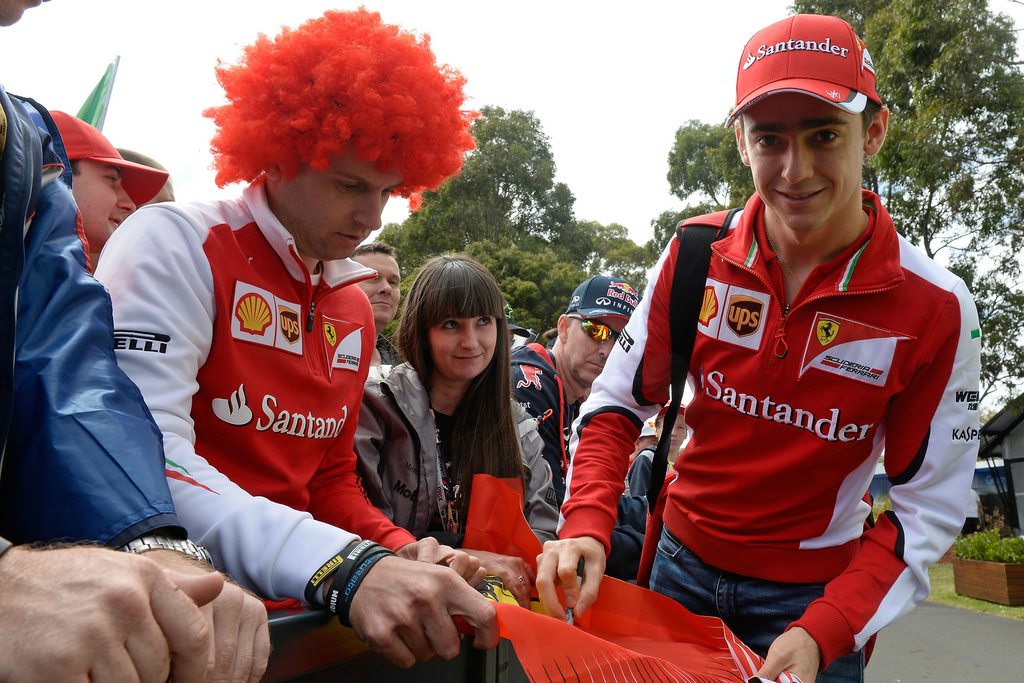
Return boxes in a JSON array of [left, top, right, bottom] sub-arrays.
[[431, 409, 461, 533]]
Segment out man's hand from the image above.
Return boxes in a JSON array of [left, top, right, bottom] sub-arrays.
[[535, 536, 606, 620], [754, 626, 820, 683], [396, 537, 486, 585], [0, 545, 220, 682], [146, 549, 270, 683], [464, 549, 534, 607], [348, 555, 498, 668]]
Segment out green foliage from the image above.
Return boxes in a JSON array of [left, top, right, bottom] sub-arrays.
[[666, 120, 754, 209], [383, 106, 654, 330], [790, 0, 1024, 404], [464, 241, 584, 334], [381, 106, 575, 270], [954, 529, 1024, 564]]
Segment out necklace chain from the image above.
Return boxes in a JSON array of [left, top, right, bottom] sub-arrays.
[[765, 227, 797, 282]]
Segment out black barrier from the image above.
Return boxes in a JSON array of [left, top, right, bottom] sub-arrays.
[[265, 610, 528, 682]]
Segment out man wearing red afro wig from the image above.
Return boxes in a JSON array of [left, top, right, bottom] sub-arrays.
[[96, 9, 497, 667]]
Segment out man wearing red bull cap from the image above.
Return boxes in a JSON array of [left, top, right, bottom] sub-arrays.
[[512, 274, 647, 579], [50, 111, 168, 268], [538, 14, 980, 683]]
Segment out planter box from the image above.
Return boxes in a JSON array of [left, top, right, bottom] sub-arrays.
[[952, 557, 1024, 606]]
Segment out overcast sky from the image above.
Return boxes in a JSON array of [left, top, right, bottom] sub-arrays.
[[3, 1, 1022, 245]]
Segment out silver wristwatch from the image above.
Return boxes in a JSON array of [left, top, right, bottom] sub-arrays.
[[121, 534, 213, 566]]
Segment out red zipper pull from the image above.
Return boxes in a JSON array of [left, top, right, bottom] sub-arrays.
[[772, 326, 789, 359]]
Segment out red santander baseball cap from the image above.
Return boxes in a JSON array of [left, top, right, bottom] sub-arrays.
[[51, 111, 169, 206], [727, 14, 882, 126]]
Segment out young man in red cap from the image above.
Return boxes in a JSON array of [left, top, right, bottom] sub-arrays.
[[538, 14, 981, 683], [96, 8, 498, 667], [50, 111, 168, 268]]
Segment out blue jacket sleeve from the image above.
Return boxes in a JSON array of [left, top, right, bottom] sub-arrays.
[[0, 94, 180, 547]]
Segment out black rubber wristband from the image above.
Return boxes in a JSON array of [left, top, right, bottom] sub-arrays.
[[322, 540, 392, 622], [332, 549, 391, 627], [325, 544, 391, 615], [304, 548, 351, 606]]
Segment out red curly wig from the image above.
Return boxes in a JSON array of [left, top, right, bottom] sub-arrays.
[[204, 8, 474, 195]]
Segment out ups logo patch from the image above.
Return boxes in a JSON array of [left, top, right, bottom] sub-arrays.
[[279, 307, 301, 345], [726, 295, 763, 337]]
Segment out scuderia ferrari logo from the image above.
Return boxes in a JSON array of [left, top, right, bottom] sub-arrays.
[[321, 316, 362, 377], [816, 319, 840, 346], [801, 312, 912, 386]]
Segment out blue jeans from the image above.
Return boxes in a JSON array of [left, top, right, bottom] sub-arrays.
[[650, 527, 864, 683]]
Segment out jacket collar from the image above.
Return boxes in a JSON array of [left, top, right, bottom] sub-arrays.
[[712, 190, 904, 294], [241, 179, 376, 289], [376, 362, 433, 427]]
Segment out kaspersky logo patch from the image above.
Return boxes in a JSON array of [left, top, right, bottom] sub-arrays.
[[800, 312, 912, 386], [230, 281, 303, 355], [698, 279, 769, 351]]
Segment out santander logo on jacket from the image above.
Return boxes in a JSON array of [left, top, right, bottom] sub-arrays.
[[212, 383, 349, 440]]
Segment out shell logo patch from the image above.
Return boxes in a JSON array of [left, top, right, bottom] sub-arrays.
[[698, 286, 718, 326], [229, 281, 302, 355], [800, 312, 912, 386], [698, 279, 769, 351], [235, 293, 272, 335], [816, 319, 840, 346]]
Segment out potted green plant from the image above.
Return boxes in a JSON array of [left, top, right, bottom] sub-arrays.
[[951, 529, 1024, 605]]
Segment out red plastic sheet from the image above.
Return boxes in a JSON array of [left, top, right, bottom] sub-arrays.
[[463, 475, 801, 683]]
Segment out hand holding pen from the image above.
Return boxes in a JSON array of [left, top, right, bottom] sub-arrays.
[[565, 557, 585, 625], [535, 536, 607, 623]]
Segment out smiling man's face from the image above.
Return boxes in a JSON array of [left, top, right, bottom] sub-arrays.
[[736, 92, 886, 245]]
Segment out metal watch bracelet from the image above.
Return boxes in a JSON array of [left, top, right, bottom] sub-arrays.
[[121, 534, 213, 567]]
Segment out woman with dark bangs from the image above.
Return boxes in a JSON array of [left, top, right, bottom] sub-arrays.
[[356, 254, 558, 606]]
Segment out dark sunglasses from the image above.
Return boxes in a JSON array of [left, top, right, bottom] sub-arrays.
[[572, 317, 619, 343]]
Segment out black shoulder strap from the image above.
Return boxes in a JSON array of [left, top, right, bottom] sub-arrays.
[[646, 209, 738, 510]]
